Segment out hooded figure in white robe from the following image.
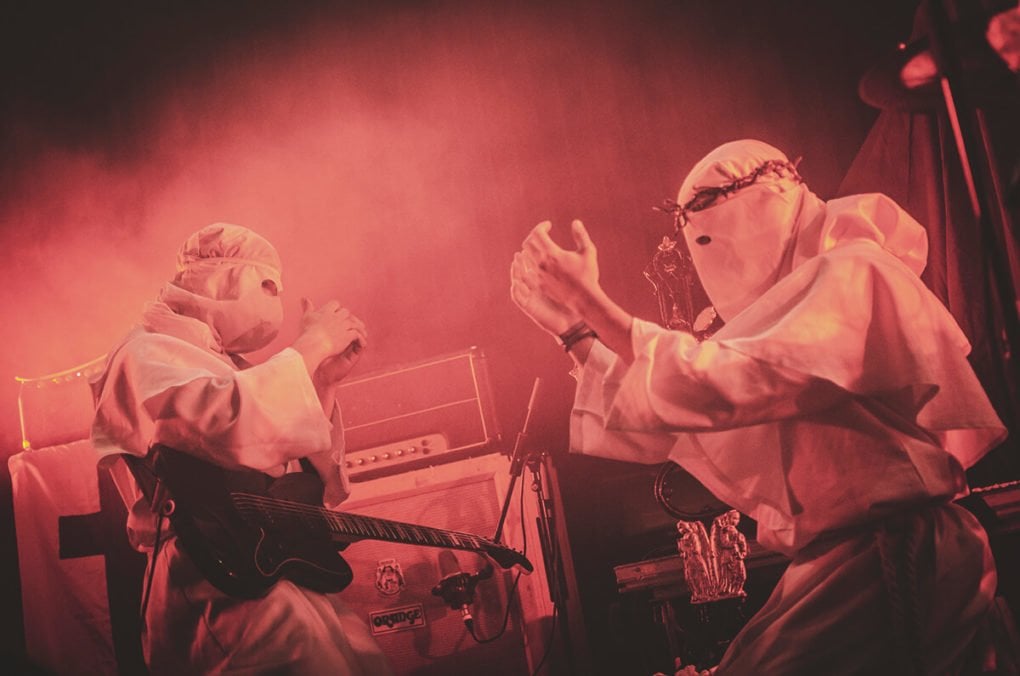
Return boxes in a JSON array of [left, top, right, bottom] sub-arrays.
[[91, 223, 393, 676], [512, 140, 1007, 674]]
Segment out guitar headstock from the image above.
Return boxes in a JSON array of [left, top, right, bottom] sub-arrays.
[[483, 542, 533, 573]]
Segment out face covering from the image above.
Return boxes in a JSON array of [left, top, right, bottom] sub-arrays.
[[206, 267, 283, 354], [674, 140, 812, 322], [160, 223, 285, 354]]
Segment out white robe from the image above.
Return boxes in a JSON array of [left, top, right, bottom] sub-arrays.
[[571, 198, 1006, 673], [91, 306, 393, 676]]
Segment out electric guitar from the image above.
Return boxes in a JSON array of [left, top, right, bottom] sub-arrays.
[[145, 445, 532, 599]]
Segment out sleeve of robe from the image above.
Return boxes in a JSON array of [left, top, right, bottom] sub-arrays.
[[571, 321, 845, 463], [92, 332, 337, 475], [572, 241, 1005, 470]]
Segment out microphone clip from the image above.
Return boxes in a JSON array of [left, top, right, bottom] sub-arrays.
[[431, 565, 493, 626]]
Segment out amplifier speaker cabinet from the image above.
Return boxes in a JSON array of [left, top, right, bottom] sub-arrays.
[[335, 347, 502, 482], [334, 454, 557, 675]]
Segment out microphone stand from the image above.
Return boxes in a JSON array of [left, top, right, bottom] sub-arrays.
[[523, 436, 579, 675], [493, 377, 541, 546], [526, 449, 567, 613], [492, 377, 577, 675], [434, 378, 544, 642]]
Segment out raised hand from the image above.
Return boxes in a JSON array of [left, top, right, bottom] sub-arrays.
[[511, 250, 582, 337], [517, 219, 636, 363], [520, 219, 601, 316], [299, 299, 365, 353], [315, 339, 364, 387], [292, 298, 367, 382]]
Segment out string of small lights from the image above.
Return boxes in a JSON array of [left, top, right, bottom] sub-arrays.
[[14, 354, 107, 450]]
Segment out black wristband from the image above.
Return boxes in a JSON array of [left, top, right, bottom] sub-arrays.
[[559, 321, 597, 352], [558, 320, 587, 344], [563, 329, 597, 352]]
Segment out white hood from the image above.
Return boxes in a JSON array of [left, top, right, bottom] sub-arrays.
[[154, 223, 284, 355]]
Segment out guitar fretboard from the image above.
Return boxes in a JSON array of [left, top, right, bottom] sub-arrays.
[[232, 492, 493, 555]]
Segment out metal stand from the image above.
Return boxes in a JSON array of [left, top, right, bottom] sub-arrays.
[[925, 0, 1020, 423], [523, 448, 577, 675], [493, 378, 541, 546], [526, 451, 567, 612], [491, 377, 578, 674]]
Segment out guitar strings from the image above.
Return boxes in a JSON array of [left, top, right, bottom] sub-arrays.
[[230, 491, 495, 551], [238, 497, 488, 552], [232, 492, 488, 544]]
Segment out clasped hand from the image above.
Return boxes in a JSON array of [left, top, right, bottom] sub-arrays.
[[297, 298, 367, 386], [510, 219, 601, 337]]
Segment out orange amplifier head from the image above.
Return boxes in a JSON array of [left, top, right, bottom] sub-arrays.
[[334, 346, 502, 481]]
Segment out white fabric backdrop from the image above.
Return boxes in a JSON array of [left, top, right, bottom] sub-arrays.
[[9, 440, 120, 676]]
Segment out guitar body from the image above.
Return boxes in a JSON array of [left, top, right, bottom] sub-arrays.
[[146, 445, 531, 598], [152, 446, 354, 599]]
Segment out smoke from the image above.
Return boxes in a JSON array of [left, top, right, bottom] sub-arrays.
[[0, 0, 912, 454]]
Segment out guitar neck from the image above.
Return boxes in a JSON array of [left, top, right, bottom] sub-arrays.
[[233, 492, 494, 555], [326, 508, 493, 554]]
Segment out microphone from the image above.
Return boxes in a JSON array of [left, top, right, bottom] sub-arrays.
[[509, 377, 541, 476], [493, 376, 541, 545], [438, 549, 462, 577], [431, 550, 493, 630]]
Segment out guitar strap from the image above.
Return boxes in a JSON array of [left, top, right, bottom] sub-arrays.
[[121, 447, 170, 514], [119, 447, 174, 623]]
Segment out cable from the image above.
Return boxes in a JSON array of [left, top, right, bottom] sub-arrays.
[[467, 462, 529, 644], [139, 510, 166, 621], [530, 603, 558, 676], [466, 452, 566, 675], [468, 570, 524, 644]]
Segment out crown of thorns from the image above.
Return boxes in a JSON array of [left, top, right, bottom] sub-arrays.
[[655, 157, 804, 234]]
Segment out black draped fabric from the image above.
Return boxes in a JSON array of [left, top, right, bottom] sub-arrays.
[[838, 0, 1020, 486]]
